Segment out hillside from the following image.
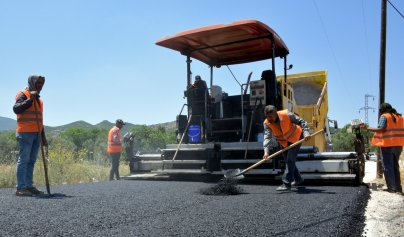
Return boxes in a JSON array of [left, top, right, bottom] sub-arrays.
[[0, 116, 176, 135], [0, 116, 16, 131]]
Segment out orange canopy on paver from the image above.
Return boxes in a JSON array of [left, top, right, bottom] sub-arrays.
[[156, 20, 289, 66]]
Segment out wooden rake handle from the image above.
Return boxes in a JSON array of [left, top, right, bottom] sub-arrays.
[[242, 129, 325, 173], [172, 114, 192, 161], [33, 97, 51, 195]]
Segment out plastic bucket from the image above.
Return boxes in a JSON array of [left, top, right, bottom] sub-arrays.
[[188, 125, 201, 143]]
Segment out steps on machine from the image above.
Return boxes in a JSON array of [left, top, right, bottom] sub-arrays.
[[220, 142, 262, 151], [153, 169, 210, 174], [163, 148, 208, 151], [221, 159, 262, 164], [275, 173, 356, 180], [212, 169, 281, 175], [162, 160, 206, 164], [165, 144, 214, 150]]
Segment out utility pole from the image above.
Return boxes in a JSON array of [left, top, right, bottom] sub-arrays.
[[359, 94, 376, 150], [377, 0, 387, 179]]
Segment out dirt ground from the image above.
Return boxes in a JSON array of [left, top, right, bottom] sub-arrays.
[[363, 160, 404, 237]]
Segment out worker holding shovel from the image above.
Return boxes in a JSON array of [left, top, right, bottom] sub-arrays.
[[13, 74, 47, 196], [263, 105, 311, 191]]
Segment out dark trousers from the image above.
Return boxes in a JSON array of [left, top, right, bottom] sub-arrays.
[[109, 152, 121, 180], [282, 142, 303, 186], [282, 134, 304, 186], [380, 146, 402, 191]]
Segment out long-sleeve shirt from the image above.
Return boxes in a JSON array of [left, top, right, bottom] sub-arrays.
[[263, 111, 310, 153], [13, 92, 46, 139], [377, 115, 387, 128]]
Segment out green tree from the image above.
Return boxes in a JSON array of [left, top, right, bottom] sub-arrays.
[[332, 123, 376, 152], [59, 127, 91, 151], [0, 131, 18, 164], [57, 127, 108, 161], [47, 136, 77, 153], [129, 125, 176, 153]]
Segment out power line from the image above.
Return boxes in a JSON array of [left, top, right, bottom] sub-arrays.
[[361, 0, 374, 94], [313, 0, 356, 110], [388, 0, 404, 18]]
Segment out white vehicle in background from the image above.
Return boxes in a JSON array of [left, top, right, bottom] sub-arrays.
[[365, 152, 377, 162]]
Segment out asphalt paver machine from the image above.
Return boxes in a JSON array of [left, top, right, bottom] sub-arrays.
[[127, 20, 365, 184]]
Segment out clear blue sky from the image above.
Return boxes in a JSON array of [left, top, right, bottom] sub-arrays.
[[1, 0, 403, 128]]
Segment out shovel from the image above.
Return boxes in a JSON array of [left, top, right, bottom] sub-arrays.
[[33, 97, 52, 196], [224, 129, 324, 179]]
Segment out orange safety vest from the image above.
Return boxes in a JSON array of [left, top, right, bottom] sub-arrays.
[[264, 110, 302, 148], [371, 113, 404, 147], [107, 126, 122, 153], [15, 90, 43, 133]]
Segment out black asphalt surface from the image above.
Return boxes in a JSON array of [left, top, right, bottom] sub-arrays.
[[0, 180, 370, 237]]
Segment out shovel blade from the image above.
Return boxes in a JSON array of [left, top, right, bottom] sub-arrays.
[[224, 169, 245, 179]]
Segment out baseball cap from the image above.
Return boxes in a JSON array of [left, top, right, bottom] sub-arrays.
[[116, 119, 126, 125]]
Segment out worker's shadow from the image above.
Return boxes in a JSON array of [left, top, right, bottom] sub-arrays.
[[34, 193, 74, 199]]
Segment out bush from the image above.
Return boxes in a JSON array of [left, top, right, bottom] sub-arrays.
[[0, 125, 174, 188], [0, 131, 18, 165]]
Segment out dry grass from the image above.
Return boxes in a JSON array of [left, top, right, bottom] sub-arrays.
[[0, 161, 130, 189], [0, 164, 16, 188], [0, 141, 131, 189]]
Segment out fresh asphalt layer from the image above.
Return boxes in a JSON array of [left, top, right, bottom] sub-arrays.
[[0, 180, 370, 237]]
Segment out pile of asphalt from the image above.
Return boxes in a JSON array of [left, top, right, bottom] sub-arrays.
[[200, 178, 242, 195], [0, 180, 370, 236]]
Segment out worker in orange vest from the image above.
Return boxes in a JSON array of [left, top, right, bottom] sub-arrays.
[[263, 105, 311, 191], [13, 74, 47, 196], [108, 119, 128, 180], [360, 103, 403, 193]]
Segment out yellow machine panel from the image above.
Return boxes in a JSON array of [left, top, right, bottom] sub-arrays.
[[277, 70, 329, 152]]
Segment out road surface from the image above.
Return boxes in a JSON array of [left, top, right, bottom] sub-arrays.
[[0, 178, 369, 236]]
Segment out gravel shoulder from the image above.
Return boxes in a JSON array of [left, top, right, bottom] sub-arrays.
[[363, 161, 404, 237]]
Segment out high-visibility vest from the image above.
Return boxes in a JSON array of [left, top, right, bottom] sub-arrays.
[[371, 113, 404, 147], [264, 110, 302, 148], [15, 90, 43, 133], [107, 126, 122, 153]]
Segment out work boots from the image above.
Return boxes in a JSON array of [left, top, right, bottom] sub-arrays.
[[27, 187, 44, 194], [276, 183, 291, 191], [15, 188, 32, 197], [291, 178, 305, 186]]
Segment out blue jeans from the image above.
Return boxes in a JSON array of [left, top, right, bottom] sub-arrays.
[[16, 132, 41, 190], [381, 146, 402, 191], [282, 142, 303, 186]]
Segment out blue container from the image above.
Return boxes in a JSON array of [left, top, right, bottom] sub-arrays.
[[257, 132, 264, 142], [188, 125, 201, 143]]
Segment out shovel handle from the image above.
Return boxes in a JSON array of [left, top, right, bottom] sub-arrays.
[[33, 98, 51, 195], [242, 129, 325, 173]]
